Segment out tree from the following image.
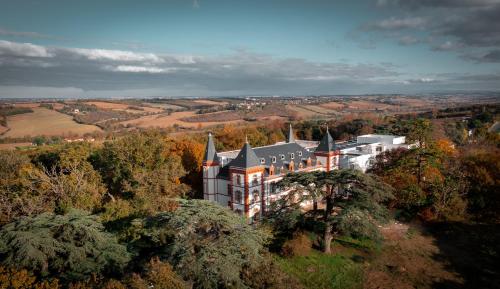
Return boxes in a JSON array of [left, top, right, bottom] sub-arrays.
[[461, 147, 500, 221], [91, 131, 188, 216], [277, 169, 393, 253], [0, 266, 60, 289], [0, 210, 131, 282], [0, 151, 48, 224], [127, 258, 188, 289], [132, 199, 270, 289]]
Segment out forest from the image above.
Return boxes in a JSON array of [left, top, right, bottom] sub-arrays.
[[0, 105, 498, 289]]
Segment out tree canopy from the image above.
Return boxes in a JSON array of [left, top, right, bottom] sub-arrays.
[[0, 210, 131, 282], [275, 169, 393, 253], [132, 199, 270, 289]]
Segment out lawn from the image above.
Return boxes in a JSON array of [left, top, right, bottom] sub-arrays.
[[275, 250, 364, 289]]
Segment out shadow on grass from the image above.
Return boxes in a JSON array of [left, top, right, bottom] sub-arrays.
[[426, 222, 500, 289]]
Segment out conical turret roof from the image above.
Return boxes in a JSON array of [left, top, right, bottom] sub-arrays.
[[203, 132, 218, 163], [287, 123, 295, 143], [228, 139, 261, 169], [316, 126, 337, 152]]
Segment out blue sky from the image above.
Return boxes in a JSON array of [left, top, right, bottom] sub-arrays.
[[0, 0, 499, 98]]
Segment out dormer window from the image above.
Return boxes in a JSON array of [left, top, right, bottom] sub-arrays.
[[290, 153, 294, 159], [272, 156, 276, 163], [298, 151, 302, 157], [280, 154, 285, 160], [260, 158, 265, 164]]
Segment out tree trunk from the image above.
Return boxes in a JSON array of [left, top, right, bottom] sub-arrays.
[[323, 194, 335, 253], [323, 220, 333, 253]]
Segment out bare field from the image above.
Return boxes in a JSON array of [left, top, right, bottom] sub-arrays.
[[144, 103, 185, 111], [84, 101, 164, 114], [120, 110, 243, 128], [302, 105, 338, 115], [1, 108, 102, 138], [388, 97, 432, 107], [319, 102, 345, 110], [345, 100, 399, 111], [192, 99, 228, 105], [286, 105, 323, 118], [11, 102, 39, 108]]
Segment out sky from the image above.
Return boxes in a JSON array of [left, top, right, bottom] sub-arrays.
[[0, 0, 499, 98]]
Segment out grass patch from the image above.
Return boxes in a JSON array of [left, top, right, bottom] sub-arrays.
[[275, 250, 363, 289]]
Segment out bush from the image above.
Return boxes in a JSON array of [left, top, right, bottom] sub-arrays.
[[281, 232, 312, 257]]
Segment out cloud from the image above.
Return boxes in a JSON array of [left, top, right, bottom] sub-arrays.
[[462, 50, 500, 63], [398, 36, 421, 46], [402, 77, 437, 84], [366, 0, 500, 63], [0, 39, 498, 98], [0, 40, 53, 57], [107, 65, 176, 73], [365, 17, 427, 30], [431, 41, 463, 51], [0, 39, 406, 96], [66, 48, 165, 63]]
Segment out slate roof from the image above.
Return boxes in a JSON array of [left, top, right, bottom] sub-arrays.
[[218, 141, 315, 177], [227, 141, 262, 169], [316, 128, 337, 152], [253, 142, 311, 168], [203, 133, 218, 163]]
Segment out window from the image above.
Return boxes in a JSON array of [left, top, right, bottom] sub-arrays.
[[290, 153, 295, 159], [272, 156, 276, 163], [260, 158, 265, 164], [280, 154, 285, 160], [252, 189, 260, 202], [376, 146, 382, 152], [234, 190, 243, 204], [236, 175, 242, 185], [252, 174, 259, 186], [298, 151, 302, 157], [270, 182, 277, 194]]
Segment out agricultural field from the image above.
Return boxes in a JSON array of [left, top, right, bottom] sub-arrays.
[[1, 107, 102, 138], [192, 99, 229, 105], [119, 110, 243, 129], [302, 105, 339, 115], [144, 102, 185, 111], [319, 101, 345, 110], [84, 101, 164, 114], [344, 100, 399, 111], [286, 105, 326, 119]]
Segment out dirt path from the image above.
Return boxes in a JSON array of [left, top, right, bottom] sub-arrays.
[[364, 222, 463, 289]]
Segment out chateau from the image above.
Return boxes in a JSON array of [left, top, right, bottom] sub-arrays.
[[203, 125, 412, 220]]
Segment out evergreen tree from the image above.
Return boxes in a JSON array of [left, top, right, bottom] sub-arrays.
[[132, 199, 270, 289], [276, 169, 393, 253], [0, 210, 130, 282]]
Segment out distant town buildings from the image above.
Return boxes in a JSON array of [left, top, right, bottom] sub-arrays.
[[203, 125, 413, 221]]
